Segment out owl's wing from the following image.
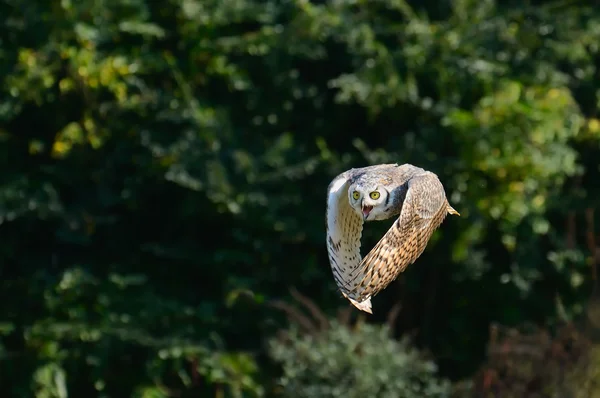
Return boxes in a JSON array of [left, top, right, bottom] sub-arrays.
[[347, 172, 448, 303], [325, 171, 373, 313]]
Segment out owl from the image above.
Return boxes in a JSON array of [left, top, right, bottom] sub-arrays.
[[326, 163, 460, 314]]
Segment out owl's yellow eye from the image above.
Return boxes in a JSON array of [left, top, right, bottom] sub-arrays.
[[352, 191, 360, 200], [369, 191, 380, 200]]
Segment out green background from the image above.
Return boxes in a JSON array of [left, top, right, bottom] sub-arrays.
[[2, 0, 600, 396]]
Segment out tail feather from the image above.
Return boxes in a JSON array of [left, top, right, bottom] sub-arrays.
[[342, 292, 373, 314], [447, 204, 460, 216]]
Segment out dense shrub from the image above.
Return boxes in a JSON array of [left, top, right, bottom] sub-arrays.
[[269, 321, 451, 398]]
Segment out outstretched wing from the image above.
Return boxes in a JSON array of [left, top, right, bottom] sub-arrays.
[[325, 171, 373, 313], [346, 172, 449, 303]]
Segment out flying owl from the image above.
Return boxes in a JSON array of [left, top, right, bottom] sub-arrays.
[[326, 163, 460, 314]]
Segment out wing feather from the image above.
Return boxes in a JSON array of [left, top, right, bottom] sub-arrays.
[[347, 172, 449, 303], [325, 172, 373, 313]]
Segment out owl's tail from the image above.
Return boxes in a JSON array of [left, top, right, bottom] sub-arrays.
[[343, 292, 373, 314]]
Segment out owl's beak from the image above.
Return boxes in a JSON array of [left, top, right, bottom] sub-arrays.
[[362, 205, 373, 220]]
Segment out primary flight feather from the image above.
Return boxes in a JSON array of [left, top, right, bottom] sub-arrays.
[[326, 163, 459, 314]]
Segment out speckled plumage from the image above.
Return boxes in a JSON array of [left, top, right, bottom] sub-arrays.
[[326, 163, 459, 314]]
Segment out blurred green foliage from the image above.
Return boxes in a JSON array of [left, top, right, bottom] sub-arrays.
[[269, 320, 450, 398], [2, 0, 600, 396]]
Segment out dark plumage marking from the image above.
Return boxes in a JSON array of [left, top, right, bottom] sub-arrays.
[[384, 189, 391, 207], [328, 237, 341, 252]]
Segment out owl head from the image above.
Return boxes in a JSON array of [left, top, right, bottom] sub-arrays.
[[348, 181, 392, 221]]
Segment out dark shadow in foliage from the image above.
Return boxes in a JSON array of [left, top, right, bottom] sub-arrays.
[[452, 297, 600, 398]]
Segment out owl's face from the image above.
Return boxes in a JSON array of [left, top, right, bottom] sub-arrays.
[[348, 183, 391, 221]]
